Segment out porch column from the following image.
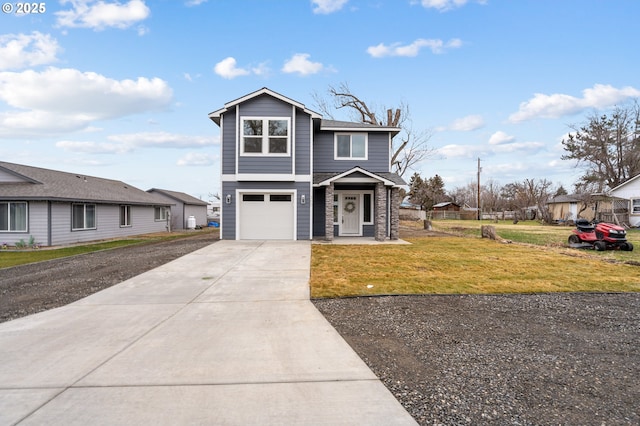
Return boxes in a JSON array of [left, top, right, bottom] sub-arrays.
[[324, 183, 334, 241], [390, 187, 400, 240], [374, 182, 387, 241]]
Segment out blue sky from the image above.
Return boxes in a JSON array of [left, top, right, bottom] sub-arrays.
[[1, 0, 638, 202]]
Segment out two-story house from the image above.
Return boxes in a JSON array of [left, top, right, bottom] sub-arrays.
[[208, 88, 406, 241]]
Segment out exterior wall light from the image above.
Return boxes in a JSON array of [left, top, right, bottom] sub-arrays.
[[225, 194, 232, 204], [301, 194, 306, 204]]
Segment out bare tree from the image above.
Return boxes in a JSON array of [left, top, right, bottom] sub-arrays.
[[562, 101, 640, 190], [313, 82, 434, 177]]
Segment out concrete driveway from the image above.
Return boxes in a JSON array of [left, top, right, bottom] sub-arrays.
[[0, 240, 416, 425]]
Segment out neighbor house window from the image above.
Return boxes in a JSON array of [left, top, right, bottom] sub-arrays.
[[335, 133, 367, 160], [241, 118, 290, 155], [72, 203, 96, 230], [632, 199, 640, 215], [154, 206, 168, 221], [0, 202, 28, 232], [120, 205, 132, 227]]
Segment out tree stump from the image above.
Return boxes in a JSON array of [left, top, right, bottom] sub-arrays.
[[481, 225, 497, 240], [423, 220, 432, 230]]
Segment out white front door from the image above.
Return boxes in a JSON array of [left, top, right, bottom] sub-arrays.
[[341, 194, 360, 235]]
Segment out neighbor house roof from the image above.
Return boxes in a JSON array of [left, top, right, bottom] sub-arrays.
[[147, 188, 208, 206], [610, 173, 640, 192], [548, 194, 583, 204], [0, 162, 170, 206]]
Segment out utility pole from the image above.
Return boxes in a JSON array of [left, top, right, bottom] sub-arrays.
[[477, 158, 481, 221]]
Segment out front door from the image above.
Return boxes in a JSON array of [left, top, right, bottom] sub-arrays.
[[341, 194, 360, 235]]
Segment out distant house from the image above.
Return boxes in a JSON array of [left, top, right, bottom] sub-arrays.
[[147, 188, 208, 229], [432, 201, 460, 212], [0, 162, 171, 247], [547, 194, 596, 223]]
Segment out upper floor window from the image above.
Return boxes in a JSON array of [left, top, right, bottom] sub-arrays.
[[242, 117, 290, 156], [72, 203, 96, 231], [335, 133, 367, 160], [0, 201, 27, 232]]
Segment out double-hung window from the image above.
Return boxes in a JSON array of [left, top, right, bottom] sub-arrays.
[[72, 203, 96, 230], [120, 205, 132, 227], [632, 198, 640, 215], [241, 118, 290, 155], [335, 133, 367, 160], [0, 202, 28, 232]]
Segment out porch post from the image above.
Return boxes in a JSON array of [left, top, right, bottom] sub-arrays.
[[324, 183, 334, 241], [374, 182, 387, 241], [390, 187, 400, 240]]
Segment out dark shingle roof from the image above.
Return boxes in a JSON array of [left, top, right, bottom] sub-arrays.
[[320, 119, 401, 136], [0, 162, 170, 206], [313, 169, 406, 186], [148, 188, 208, 206]]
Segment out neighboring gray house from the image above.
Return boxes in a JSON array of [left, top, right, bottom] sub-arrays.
[[0, 162, 171, 247], [208, 87, 406, 241], [147, 188, 208, 229]]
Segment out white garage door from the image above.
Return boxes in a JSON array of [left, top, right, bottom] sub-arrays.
[[239, 193, 295, 240]]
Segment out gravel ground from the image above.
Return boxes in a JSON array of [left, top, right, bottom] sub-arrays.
[[1, 228, 638, 425], [0, 230, 219, 323], [313, 293, 640, 425]]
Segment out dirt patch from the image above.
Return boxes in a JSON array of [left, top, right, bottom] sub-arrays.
[[0, 230, 219, 323]]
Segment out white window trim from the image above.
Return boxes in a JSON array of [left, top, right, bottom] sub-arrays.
[[334, 133, 368, 160], [120, 205, 132, 228], [71, 203, 97, 231], [154, 206, 169, 221], [240, 117, 291, 157], [631, 198, 640, 215], [0, 201, 28, 233]]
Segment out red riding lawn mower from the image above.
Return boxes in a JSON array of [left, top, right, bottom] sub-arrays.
[[568, 219, 634, 251]]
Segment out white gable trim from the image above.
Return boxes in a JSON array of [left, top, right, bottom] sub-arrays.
[[316, 167, 396, 187]]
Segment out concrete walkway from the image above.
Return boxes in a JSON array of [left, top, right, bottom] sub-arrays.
[[0, 240, 416, 425]]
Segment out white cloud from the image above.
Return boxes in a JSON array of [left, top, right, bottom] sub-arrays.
[[55, 0, 150, 31], [56, 132, 217, 154], [367, 38, 462, 58], [108, 131, 215, 148], [0, 32, 61, 71], [488, 131, 515, 145], [311, 0, 348, 14], [185, 0, 207, 6], [213, 57, 250, 79], [491, 141, 544, 153], [177, 152, 217, 166], [282, 53, 324, 75], [0, 67, 172, 136], [448, 114, 484, 131], [437, 143, 487, 159], [418, 0, 485, 12], [508, 84, 640, 122]]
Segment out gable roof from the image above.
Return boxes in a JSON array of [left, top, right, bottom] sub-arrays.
[[147, 188, 208, 206], [0, 162, 170, 206], [313, 167, 406, 187], [208, 87, 322, 125], [610, 173, 640, 193]]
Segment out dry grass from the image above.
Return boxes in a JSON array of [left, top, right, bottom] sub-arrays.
[[310, 236, 640, 298]]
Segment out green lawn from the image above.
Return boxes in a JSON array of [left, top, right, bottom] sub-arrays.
[[310, 220, 640, 298]]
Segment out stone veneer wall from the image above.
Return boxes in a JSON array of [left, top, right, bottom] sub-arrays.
[[390, 187, 400, 240], [374, 182, 387, 241], [324, 183, 334, 241]]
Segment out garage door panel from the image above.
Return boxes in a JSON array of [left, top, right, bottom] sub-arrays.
[[239, 192, 294, 240]]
